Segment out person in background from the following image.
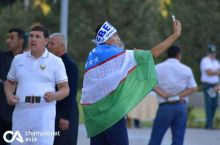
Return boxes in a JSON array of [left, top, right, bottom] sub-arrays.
[[4, 25, 69, 145], [81, 19, 181, 145], [148, 45, 197, 145], [47, 33, 79, 145], [200, 44, 220, 129], [0, 28, 25, 145]]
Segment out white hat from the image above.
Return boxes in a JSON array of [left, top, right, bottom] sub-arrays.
[[94, 21, 117, 45]]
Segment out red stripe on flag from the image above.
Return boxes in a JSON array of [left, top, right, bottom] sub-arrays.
[[85, 51, 125, 73], [81, 65, 137, 105]]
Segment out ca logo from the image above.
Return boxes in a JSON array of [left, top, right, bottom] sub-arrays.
[[3, 131, 24, 143]]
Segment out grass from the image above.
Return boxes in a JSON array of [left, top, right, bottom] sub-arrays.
[[187, 107, 220, 128], [140, 108, 220, 128], [76, 90, 84, 123]]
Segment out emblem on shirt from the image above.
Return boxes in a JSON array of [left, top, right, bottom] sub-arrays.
[[40, 64, 46, 70], [18, 64, 24, 67]]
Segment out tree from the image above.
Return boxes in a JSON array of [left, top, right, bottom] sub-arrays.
[[68, 0, 165, 85], [1, 0, 220, 86], [0, 1, 59, 50], [168, 0, 220, 84]]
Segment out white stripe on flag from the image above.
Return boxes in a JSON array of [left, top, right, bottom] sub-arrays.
[[81, 50, 137, 104]]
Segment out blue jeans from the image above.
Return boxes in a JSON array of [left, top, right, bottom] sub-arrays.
[[202, 83, 219, 129], [148, 102, 187, 145], [90, 118, 129, 145]]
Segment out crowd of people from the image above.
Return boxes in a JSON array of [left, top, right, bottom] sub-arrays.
[[0, 26, 79, 145], [0, 18, 219, 145]]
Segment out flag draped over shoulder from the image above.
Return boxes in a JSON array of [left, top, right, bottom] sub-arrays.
[[81, 44, 157, 137]]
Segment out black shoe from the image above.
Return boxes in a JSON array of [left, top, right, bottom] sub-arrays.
[[205, 126, 215, 130]]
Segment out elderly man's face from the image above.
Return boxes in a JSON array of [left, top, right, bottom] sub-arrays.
[[47, 36, 62, 56], [105, 33, 122, 48]]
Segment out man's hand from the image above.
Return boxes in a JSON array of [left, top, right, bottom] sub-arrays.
[[59, 118, 69, 131], [44, 92, 57, 102], [168, 95, 180, 102], [205, 69, 220, 76], [177, 87, 198, 101], [7, 95, 19, 105], [150, 20, 182, 58], [173, 20, 181, 38], [214, 85, 220, 93], [154, 86, 170, 99]]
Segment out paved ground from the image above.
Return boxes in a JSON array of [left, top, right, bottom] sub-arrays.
[[78, 124, 220, 145]]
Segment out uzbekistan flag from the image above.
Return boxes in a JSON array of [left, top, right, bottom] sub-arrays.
[[81, 44, 157, 137]]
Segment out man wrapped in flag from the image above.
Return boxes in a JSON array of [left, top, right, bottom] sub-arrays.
[[81, 20, 182, 145]]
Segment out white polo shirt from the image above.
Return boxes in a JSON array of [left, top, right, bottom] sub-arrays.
[[156, 58, 197, 103], [7, 49, 68, 105], [200, 56, 220, 84]]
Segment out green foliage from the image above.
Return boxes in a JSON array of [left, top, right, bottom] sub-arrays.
[[1, 0, 220, 87], [1, 1, 220, 127], [187, 107, 220, 128], [69, 0, 164, 60], [69, 0, 165, 87], [0, 1, 59, 50], [169, 0, 220, 84], [0, 2, 32, 49]]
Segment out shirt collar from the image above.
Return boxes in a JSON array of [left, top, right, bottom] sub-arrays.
[[166, 58, 180, 63], [41, 49, 49, 58], [26, 48, 49, 58]]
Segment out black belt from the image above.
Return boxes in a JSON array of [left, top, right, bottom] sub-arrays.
[[159, 100, 185, 106], [202, 82, 218, 85], [25, 96, 41, 103]]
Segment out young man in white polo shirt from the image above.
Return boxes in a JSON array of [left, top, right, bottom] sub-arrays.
[[200, 44, 220, 129], [148, 46, 197, 145], [4, 25, 69, 145]]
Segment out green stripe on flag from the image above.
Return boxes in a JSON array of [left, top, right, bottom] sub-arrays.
[[82, 50, 157, 137]]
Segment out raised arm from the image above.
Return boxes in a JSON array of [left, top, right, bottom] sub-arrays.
[[151, 20, 182, 58]]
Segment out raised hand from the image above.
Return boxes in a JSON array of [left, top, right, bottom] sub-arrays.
[[173, 20, 182, 38]]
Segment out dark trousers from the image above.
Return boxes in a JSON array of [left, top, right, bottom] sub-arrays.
[[202, 83, 219, 129], [148, 102, 187, 145], [0, 117, 12, 145], [54, 110, 79, 145], [134, 119, 140, 128], [90, 118, 129, 145]]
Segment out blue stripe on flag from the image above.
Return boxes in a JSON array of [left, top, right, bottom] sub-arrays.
[[85, 44, 124, 71]]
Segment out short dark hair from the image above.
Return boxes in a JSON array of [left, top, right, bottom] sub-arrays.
[[167, 45, 181, 58], [207, 44, 216, 53], [95, 24, 103, 37], [8, 28, 28, 49], [30, 25, 49, 38], [8, 28, 25, 40]]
